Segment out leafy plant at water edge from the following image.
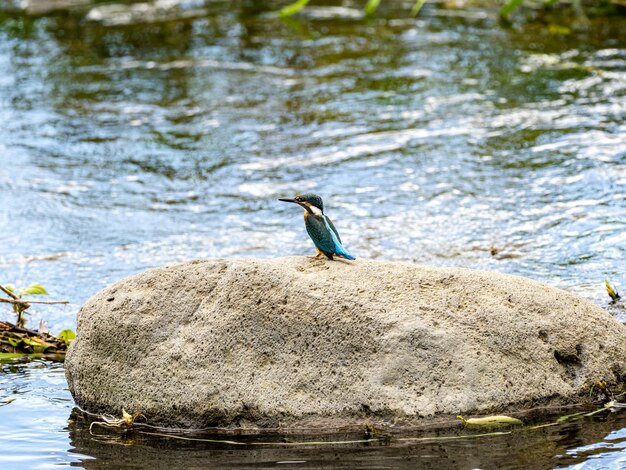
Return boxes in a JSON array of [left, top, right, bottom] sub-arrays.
[[1, 283, 49, 327], [0, 283, 74, 360], [278, 0, 605, 23], [279, 0, 428, 17], [1, 282, 71, 327], [279, 0, 311, 16], [89, 408, 146, 434], [606, 279, 621, 302], [0, 320, 75, 360], [57, 329, 76, 345], [500, 0, 526, 18]]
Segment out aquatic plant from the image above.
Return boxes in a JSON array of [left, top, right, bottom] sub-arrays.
[[0, 282, 71, 328], [0, 283, 74, 359], [606, 279, 621, 303], [279, 0, 430, 17], [1, 283, 52, 327], [278, 0, 619, 22]]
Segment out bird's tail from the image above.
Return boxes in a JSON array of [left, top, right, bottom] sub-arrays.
[[321, 215, 356, 260], [336, 245, 356, 261]]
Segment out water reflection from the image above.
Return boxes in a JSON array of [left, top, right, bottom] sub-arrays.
[[62, 408, 626, 469], [0, 361, 78, 467]]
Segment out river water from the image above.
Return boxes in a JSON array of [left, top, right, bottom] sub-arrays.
[[0, 0, 625, 468]]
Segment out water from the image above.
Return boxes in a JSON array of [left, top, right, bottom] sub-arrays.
[[0, 0, 625, 467]]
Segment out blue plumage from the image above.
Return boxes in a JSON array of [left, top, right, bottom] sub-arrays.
[[279, 194, 356, 261], [321, 216, 355, 260]]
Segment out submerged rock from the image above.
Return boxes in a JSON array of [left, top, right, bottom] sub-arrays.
[[65, 258, 626, 430]]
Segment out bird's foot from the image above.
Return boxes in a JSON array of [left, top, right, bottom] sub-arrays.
[[308, 253, 324, 260]]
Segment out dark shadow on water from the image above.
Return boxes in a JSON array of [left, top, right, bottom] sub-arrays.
[[66, 407, 626, 469]]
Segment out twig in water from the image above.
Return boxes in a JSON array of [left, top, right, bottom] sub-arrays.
[[89, 408, 146, 434], [0, 285, 19, 300]]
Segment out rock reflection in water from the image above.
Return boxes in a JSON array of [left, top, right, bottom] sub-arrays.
[[66, 408, 626, 469]]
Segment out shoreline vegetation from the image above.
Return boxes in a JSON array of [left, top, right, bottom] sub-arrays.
[[0, 283, 74, 360], [0, 320, 73, 360], [278, 0, 626, 21]]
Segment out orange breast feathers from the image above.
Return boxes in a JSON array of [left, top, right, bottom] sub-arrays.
[[302, 202, 313, 220]]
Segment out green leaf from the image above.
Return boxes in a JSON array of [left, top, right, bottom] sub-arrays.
[[19, 283, 48, 296], [606, 279, 620, 301], [548, 24, 571, 35], [364, 0, 381, 16], [411, 0, 427, 16], [0, 352, 49, 363], [3, 284, 15, 293], [22, 337, 54, 353], [500, 0, 525, 19], [7, 337, 22, 348], [279, 0, 311, 17], [0, 352, 27, 362], [458, 415, 523, 427], [57, 329, 76, 345]]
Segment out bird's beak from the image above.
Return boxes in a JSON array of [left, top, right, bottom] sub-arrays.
[[278, 198, 297, 204]]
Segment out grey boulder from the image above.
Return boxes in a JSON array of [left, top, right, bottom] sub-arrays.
[[65, 257, 626, 430]]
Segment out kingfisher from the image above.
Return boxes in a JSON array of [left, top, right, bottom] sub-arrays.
[[278, 194, 356, 261]]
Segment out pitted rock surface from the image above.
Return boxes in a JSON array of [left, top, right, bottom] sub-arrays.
[[65, 258, 626, 430]]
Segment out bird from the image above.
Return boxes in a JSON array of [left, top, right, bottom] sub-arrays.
[[278, 193, 356, 261]]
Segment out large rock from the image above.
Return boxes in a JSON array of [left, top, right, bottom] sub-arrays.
[[65, 258, 626, 430]]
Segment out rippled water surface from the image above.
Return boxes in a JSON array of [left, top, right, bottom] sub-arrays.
[[0, 0, 625, 467]]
